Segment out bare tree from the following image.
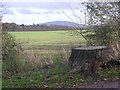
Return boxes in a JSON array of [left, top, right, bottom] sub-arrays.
[[61, 6, 93, 46]]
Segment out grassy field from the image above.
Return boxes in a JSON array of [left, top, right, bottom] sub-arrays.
[[9, 31, 86, 48]]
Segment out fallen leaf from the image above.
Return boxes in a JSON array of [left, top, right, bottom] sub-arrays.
[[72, 85, 76, 87], [30, 80, 33, 81], [54, 82, 58, 85], [46, 78, 50, 82], [44, 85, 48, 88], [79, 83, 83, 85], [11, 85, 14, 87], [18, 76, 23, 79], [34, 78, 37, 80], [10, 82, 14, 84], [103, 78, 107, 81]]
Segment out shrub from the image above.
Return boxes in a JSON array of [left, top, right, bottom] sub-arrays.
[[2, 32, 22, 74], [86, 24, 118, 46], [2, 33, 17, 61]]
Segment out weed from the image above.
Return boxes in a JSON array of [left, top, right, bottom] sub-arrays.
[[107, 69, 118, 76], [116, 54, 120, 59], [87, 76, 93, 83]]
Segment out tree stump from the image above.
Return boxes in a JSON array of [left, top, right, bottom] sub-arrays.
[[68, 46, 109, 76]]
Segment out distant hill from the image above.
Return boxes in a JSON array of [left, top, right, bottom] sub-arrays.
[[38, 21, 86, 28]]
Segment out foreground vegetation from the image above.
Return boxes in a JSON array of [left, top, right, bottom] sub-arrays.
[[2, 31, 120, 88], [2, 57, 120, 88]]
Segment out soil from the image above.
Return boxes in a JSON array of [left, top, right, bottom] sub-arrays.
[[77, 80, 120, 88]]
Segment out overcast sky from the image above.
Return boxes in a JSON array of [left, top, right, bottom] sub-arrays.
[[1, 0, 89, 25]]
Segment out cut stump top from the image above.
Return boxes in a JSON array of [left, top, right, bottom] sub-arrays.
[[74, 46, 107, 50]]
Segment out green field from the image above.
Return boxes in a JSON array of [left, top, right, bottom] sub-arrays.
[[9, 31, 86, 49]]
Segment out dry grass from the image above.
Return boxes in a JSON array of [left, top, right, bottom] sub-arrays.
[[19, 48, 71, 68]]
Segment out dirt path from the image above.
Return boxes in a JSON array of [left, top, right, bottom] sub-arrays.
[[77, 80, 120, 88]]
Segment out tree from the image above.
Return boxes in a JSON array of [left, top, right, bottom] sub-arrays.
[[83, 2, 120, 56], [2, 22, 17, 31], [20, 24, 25, 29], [67, 2, 120, 74], [2, 23, 11, 31], [11, 23, 17, 31], [41, 24, 48, 29], [20, 24, 24, 26]]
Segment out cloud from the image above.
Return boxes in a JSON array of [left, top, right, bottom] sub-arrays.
[[3, 0, 88, 3], [2, 2, 86, 25], [43, 10, 58, 14], [4, 0, 119, 3], [8, 2, 83, 10], [6, 2, 84, 15], [17, 8, 61, 15], [7, 9, 15, 15], [18, 8, 34, 14], [47, 10, 54, 14], [1, 8, 15, 15]]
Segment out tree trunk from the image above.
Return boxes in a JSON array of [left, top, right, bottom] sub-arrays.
[[68, 46, 109, 75]]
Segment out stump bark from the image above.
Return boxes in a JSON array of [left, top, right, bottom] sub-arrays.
[[68, 46, 109, 75]]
